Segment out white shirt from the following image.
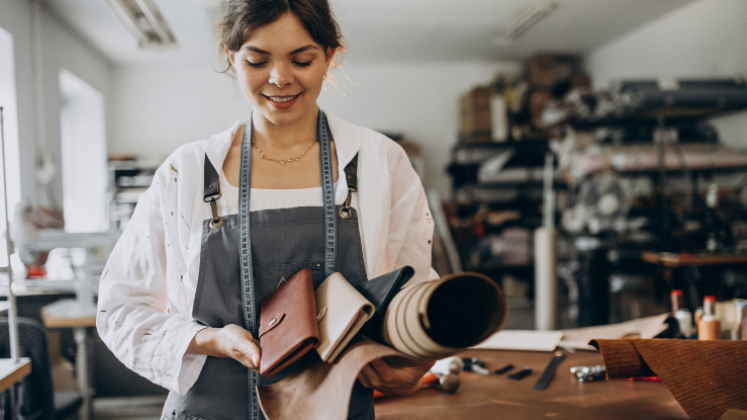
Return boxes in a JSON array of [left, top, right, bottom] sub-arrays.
[[96, 112, 436, 395]]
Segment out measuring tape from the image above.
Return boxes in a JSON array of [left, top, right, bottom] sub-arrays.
[[239, 110, 337, 418]]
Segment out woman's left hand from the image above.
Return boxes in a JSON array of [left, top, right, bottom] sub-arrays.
[[357, 358, 435, 398]]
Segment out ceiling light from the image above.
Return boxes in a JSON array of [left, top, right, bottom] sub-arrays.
[[495, 2, 557, 45], [103, 0, 177, 48]]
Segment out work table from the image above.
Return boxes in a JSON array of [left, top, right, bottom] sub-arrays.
[[375, 349, 687, 420]]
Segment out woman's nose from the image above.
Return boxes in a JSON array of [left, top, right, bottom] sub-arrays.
[[268, 64, 293, 88]]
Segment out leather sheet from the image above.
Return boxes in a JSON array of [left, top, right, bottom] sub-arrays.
[[591, 338, 747, 420], [257, 337, 407, 420]]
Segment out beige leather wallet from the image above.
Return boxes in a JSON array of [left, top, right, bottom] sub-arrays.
[[315, 273, 375, 363]]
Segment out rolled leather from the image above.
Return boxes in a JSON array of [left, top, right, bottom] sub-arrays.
[[315, 273, 375, 363], [258, 269, 320, 378], [382, 272, 507, 359]]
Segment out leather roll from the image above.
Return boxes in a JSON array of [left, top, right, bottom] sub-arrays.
[[382, 272, 507, 359]]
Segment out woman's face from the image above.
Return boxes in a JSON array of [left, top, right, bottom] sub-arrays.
[[228, 12, 334, 127]]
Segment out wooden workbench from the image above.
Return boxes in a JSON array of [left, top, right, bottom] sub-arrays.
[[375, 349, 687, 420], [0, 358, 32, 394]]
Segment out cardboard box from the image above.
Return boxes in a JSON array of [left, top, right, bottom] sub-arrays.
[[460, 87, 493, 142], [527, 55, 557, 87], [526, 54, 583, 88]]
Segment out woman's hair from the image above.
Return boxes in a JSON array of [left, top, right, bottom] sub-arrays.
[[218, 0, 345, 72]]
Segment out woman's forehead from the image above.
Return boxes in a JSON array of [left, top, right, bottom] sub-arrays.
[[241, 13, 321, 54]]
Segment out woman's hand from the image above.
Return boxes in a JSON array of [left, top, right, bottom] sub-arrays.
[[187, 324, 261, 371], [357, 358, 435, 398]]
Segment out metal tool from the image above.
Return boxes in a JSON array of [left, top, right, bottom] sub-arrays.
[[494, 364, 514, 375], [507, 367, 532, 380], [570, 365, 607, 382], [533, 351, 566, 390]]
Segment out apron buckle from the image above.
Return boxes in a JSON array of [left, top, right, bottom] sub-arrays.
[[206, 196, 224, 229]]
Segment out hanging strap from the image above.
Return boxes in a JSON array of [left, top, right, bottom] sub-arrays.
[[203, 155, 224, 229]]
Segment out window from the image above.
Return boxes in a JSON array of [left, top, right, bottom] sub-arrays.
[[59, 69, 108, 233], [0, 26, 22, 267]]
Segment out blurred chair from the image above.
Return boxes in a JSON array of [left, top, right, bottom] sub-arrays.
[[0, 317, 82, 420]]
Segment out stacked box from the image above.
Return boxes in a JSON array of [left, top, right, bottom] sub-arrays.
[[460, 87, 493, 143]]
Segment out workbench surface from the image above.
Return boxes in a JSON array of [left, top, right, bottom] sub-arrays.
[[375, 349, 687, 420]]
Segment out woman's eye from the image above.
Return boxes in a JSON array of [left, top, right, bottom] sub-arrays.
[[294, 61, 312, 67], [247, 61, 267, 68]]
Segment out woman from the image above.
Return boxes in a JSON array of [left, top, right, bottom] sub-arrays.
[[97, 1, 436, 419]]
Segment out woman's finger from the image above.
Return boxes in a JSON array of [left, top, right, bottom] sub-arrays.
[[359, 364, 383, 389], [241, 341, 261, 369]]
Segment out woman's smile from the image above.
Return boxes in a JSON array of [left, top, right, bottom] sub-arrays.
[[263, 93, 302, 110]]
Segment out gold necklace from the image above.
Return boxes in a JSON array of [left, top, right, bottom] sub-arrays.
[[252, 140, 315, 164]]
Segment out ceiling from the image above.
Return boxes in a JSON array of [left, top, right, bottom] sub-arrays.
[[44, 0, 698, 65]]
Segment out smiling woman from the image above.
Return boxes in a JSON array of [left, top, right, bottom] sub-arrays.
[[96, 1, 437, 420]]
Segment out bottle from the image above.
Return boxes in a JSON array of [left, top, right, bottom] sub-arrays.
[[698, 296, 721, 340], [670, 290, 692, 338], [670, 290, 685, 313]]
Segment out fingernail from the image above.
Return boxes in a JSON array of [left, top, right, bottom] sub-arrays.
[[252, 354, 259, 366]]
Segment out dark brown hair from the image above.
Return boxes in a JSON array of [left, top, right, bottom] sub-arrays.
[[218, 0, 345, 72]]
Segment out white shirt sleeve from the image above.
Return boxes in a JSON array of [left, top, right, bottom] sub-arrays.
[[96, 182, 208, 395], [382, 144, 436, 285]]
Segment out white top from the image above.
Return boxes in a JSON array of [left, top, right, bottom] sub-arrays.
[[220, 176, 346, 213], [96, 111, 436, 396]]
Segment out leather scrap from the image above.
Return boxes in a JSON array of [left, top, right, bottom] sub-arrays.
[[720, 411, 747, 420], [590, 338, 747, 420]]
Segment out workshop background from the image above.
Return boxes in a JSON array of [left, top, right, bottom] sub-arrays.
[[0, 0, 746, 419]]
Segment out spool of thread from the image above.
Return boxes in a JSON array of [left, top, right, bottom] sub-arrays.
[[670, 289, 685, 313], [698, 296, 721, 341]]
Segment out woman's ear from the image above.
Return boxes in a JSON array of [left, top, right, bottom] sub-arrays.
[[225, 47, 236, 68], [324, 47, 337, 71]]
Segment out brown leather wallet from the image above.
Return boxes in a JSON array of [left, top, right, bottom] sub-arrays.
[[258, 268, 320, 378]]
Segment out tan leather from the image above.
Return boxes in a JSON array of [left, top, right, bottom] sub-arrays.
[[591, 338, 747, 420], [257, 272, 508, 420], [259, 269, 320, 378], [382, 272, 507, 359], [315, 272, 375, 363], [257, 337, 407, 420]]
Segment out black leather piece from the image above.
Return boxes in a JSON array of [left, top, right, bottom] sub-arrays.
[[355, 266, 415, 343], [344, 154, 358, 191], [203, 154, 220, 201]]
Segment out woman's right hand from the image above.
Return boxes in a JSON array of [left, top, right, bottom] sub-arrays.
[[187, 324, 261, 371]]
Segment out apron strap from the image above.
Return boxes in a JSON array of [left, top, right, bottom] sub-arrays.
[[203, 154, 224, 229], [339, 154, 358, 220]]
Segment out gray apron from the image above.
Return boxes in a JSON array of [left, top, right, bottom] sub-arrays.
[[163, 111, 373, 420]]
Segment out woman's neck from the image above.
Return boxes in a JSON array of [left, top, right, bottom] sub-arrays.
[[251, 107, 319, 149]]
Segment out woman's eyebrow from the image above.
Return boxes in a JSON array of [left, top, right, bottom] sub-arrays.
[[241, 45, 318, 55]]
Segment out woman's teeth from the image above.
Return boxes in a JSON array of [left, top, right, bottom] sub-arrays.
[[269, 95, 297, 103]]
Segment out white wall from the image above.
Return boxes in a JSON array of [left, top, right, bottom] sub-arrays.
[[110, 60, 519, 197], [0, 0, 112, 207], [585, 0, 747, 148]]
